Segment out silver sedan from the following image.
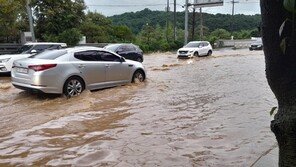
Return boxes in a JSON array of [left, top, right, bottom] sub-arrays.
[[11, 47, 146, 97]]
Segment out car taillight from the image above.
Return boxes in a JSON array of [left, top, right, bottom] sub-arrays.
[[28, 64, 57, 71]]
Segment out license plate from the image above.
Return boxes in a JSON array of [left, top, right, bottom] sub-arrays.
[[16, 67, 28, 74]]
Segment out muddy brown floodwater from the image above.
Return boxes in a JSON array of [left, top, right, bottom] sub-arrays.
[[0, 48, 277, 166]]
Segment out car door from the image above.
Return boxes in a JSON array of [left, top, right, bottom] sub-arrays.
[[98, 51, 130, 83], [198, 43, 206, 56], [72, 51, 106, 88]]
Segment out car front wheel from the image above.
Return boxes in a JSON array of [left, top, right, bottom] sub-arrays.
[[132, 70, 145, 83], [207, 50, 212, 56], [63, 76, 85, 97]]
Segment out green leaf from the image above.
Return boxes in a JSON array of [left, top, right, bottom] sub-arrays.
[[270, 107, 278, 116], [284, 0, 296, 13]]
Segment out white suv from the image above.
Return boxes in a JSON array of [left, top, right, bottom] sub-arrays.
[[0, 42, 67, 74], [177, 41, 213, 58]]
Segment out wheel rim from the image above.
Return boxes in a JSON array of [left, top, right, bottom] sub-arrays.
[[134, 72, 144, 82], [67, 79, 82, 97], [208, 51, 212, 56]]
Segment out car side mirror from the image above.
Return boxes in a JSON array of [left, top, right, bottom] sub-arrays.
[[30, 49, 37, 54]]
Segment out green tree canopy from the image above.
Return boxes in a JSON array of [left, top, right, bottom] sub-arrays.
[[32, 0, 86, 45]]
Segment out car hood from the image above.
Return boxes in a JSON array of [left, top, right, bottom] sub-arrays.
[[0, 54, 31, 59]]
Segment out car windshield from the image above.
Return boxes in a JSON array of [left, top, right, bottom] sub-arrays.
[[29, 50, 67, 60], [184, 42, 200, 48], [16, 45, 33, 54], [105, 44, 121, 52]]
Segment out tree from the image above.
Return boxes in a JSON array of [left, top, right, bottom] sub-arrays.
[[80, 12, 111, 43], [32, 0, 85, 44], [261, 0, 296, 166], [0, 0, 27, 43], [209, 29, 231, 40]]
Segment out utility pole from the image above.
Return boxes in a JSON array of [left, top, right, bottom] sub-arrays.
[[200, 7, 203, 40], [26, 0, 35, 42], [230, 0, 239, 34], [166, 0, 170, 42], [174, 0, 177, 41], [184, 0, 189, 45], [191, 8, 196, 41]]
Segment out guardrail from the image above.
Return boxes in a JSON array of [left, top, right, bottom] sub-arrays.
[[0, 44, 22, 55]]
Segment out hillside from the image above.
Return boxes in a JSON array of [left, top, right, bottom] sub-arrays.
[[109, 8, 261, 34]]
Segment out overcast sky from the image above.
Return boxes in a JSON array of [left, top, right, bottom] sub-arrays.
[[84, 0, 261, 16]]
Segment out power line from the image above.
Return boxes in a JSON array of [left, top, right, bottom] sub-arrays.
[[87, 3, 183, 7]]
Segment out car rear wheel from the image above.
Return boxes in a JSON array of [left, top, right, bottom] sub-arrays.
[[132, 70, 145, 83], [63, 76, 85, 97], [207, 50, 212, 56]]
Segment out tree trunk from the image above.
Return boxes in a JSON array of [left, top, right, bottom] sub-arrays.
[[261, 0, 296, 166]]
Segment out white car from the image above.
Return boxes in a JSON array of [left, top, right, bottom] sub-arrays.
[[177, 41, 213, 58], [0, 42, 67, 74]]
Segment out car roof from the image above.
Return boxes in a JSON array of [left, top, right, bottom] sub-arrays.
[[188, 41, 209, 43], [64, 46, 107, 53], [25, 42, 67, 47]]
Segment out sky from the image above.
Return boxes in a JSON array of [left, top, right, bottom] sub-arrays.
[[84, 0, 261, 16]]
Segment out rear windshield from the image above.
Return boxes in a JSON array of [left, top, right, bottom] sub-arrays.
[[105, 44, 121, 52], [29, 50, 67, 60]]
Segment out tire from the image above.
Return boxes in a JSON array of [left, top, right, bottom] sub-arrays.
[[63, 76, 85, 97], [194, 52, 199, 57], [207, 50, 212, 56], [132, 70, 145, 83]]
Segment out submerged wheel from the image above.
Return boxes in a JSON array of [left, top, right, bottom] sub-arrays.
[[132, 70, 145, 83], [194, 52, 199, 56], [207, 50, 212, 56], [63, 76, 85, 97]]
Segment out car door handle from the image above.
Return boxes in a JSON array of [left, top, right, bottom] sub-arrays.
[[105, 65, 110, 68], [78, 64, 85, 68]]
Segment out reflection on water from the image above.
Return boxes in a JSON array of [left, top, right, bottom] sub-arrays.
[[0, 49, 276, 166]]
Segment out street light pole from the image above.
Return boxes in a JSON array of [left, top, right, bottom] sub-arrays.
[[26, 0, 35, 42]]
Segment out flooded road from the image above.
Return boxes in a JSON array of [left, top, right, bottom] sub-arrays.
[[0, 49, 277, 166]]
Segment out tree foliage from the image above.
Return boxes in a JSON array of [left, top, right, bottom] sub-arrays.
[[110, 8, 261, 35], [32, 0, 86, 45], [0, 0, 27, 43]]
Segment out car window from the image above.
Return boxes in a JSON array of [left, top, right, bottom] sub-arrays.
[[105, 44, 121, 52], [203, 42, 209, 46], [74, 51, 100, 61], [32, 45, 52, 53], [126, 45, 136, 51], [118, 46, 126, 52], [184, 42, 200, 48], [29, 50, 68, 60], [99, 51, 121, 62], [47, 45, 61, 50], [17, 45, 33, 54]]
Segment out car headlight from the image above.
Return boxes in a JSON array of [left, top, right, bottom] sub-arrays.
[[0, 58, 10, 63], [257, 45, 262, 47], [189, 50, 194, 53]]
